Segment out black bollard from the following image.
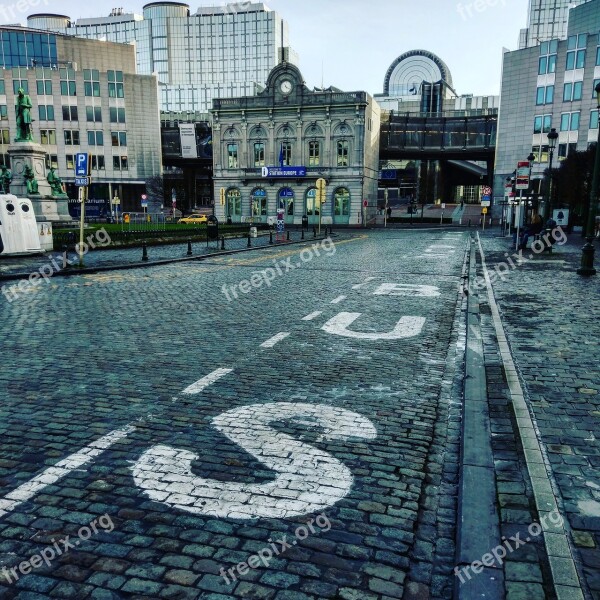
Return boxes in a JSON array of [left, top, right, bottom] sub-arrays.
[[187, 239, 193, 256], [330, 223, 333, 234], [286, 230, 290, 241], [142, 242, 148, 262], [269, 231, 273, 244], [247, 233, 252, 248], [301, 229, 305, 240], [221, 235, 225, 250], [468, 219, 471, 228], [313, 227, 316, 238]]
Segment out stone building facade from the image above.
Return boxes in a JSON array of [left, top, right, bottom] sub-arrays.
[[211, 63, 380, 226]]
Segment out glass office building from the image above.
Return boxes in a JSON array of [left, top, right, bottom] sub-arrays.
[[28, 2, 298, 113]]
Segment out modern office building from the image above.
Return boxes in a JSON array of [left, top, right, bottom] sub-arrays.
[[28, 2, 298, 113], [0, 25, 162, 214], [519, 0, 590, 49], [494, 0, 600, 217], [211, 62, 380, 226]]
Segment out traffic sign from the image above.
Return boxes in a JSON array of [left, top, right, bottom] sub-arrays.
[[75, 177, 89, 187], [516, 160, 530, 190], [75, 153, 89, 177], [363, 200, 368, 208], [220, 188, 226, 206], [316, 178, 327, 204], [482, 186, 492, 196], [481, 198, 491, 207], [482, 207, 488, 215]]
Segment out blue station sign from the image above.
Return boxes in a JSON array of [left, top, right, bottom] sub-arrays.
[[262, 166, 307, 178]]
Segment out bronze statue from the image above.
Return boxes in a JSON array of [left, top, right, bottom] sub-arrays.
[[23, 164, 38, 195], [47, 166, 66, 197], [0, 165, 11, 194], [15, 88, 33, 142]]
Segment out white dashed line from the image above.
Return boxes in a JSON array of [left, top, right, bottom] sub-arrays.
[[0, 425, 136, 519], [182, 368, 234, 395], [260, 332, 291, 348], [302, 311, 323, 321], [331, 295, 347, 304], [352, 277, 378, 290]]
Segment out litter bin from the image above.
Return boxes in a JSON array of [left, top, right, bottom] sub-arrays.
[[250, 226, 258, 238], [207, 215, 219, 240], [302, 215, 308, 230]]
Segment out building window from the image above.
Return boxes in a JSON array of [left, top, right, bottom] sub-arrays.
[[12, 79, 28, 94], [533, 114, 552, 134], [590, 110, 599, 130], [91, 155, 105, 171], [538, 40, 558, 75], [62, 105, 78, 121], [566, 49, 586, 70], [227, 143, 238, 168], [86, 106, 102, 123], [0, 129, 9, 145], [560, 111, 580, 131], [254, 142, 265, 167], [108, 70, 124, 98], [334, 187, 350, 216], [0, 80, 5, 95], [109, 107, 126, 123], [594, 79, 600, 98], [113, 155, 128, 170], [45, 154, 58, 169], [558, 142, 578, 161], [226, 188, 242, 216], [337, 140, 349, 167], [308, 141, 320, 166], [536, 85, 554, 105], [281, 142, 292, 166], [88, 131, 104, 146], [596, 46, 600, 67], [251, 188, 267, 216], [38, 105, 55, 121], [36, 78, 52, 95], [66, 154, 74, 170], [563, 81, 583, 102], [40, 129, 56, 145], [84, 69, 100, 97], [0, 105, 7, 120], [111, 131, 126, 147], [306, 188, 318, 216], [64, 130, 80, 145], [59, 68, 76, 96]]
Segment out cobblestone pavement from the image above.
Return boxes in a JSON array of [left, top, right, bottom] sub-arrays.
[[0, 230, 469, 599], [0, 230, 313, 278], [478, 230, 600, 599]]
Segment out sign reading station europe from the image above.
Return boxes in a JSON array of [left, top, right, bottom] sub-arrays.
[[262, 166, 307, 178]]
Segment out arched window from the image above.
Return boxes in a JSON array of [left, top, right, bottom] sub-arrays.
[[334, 188, 350, 216], [306, 187, 319, 216], [278, 187, 294, 216], [251, 188, 267, 216], [226, 188, 241, 216]]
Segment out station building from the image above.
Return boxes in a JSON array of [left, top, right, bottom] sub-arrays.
[[211, 62, 380, 226]]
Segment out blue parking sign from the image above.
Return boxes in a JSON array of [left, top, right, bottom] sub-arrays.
[[75, 153, 89, 177]]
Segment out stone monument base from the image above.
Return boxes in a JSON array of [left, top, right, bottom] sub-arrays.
[[7, 142, 72, 222]]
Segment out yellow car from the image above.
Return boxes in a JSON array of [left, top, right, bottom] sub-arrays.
[[178, 214, 208, 224]]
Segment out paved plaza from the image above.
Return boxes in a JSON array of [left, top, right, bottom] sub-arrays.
[[0, 228, 598, 599]]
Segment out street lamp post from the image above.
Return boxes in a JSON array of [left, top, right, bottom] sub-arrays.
[[577, 82, 600, 277], [545, 128, 559, 221]]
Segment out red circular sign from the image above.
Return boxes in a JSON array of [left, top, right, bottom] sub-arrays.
[[363, 200, 368, 207]]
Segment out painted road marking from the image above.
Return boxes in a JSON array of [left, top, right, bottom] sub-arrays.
[[182, 368, 234, 395], [331, 295, 347, 304], [322, 312, 426, 340], [302, 311, 323, 321], [260, 332, 291, 348], [132, 403, 377, 519], [0, 425, 136, 519], [373, 283, 441, 297], [352, 277, 378, 290]]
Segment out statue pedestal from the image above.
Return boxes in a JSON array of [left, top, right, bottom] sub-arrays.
[[8, 142, 72, 222]]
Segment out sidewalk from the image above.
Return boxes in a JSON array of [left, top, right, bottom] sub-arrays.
[[0, 229, 326, 280], [477, 230, 600, 599]]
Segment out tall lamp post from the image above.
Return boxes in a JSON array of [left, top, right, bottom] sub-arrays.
[[527, 152, 535, 216], [577, 82, 600, 277], [545, 128, 559, 221]]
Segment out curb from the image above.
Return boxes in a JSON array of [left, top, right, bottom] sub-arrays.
[[0, 234, 338, 283], [455, 236, 504, 600]]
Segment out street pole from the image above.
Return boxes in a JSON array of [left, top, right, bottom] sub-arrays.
[[384, 188, 388, 228], [79, 185, 86, 267], [545, 128, 558, 222], [577, 82, 600, 276], [515, 191, 523, 251]]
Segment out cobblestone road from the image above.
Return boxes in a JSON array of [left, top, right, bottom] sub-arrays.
[[0, 230, 470, 600]]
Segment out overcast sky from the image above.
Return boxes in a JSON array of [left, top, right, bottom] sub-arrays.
[[14, 0, 528, 96]]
